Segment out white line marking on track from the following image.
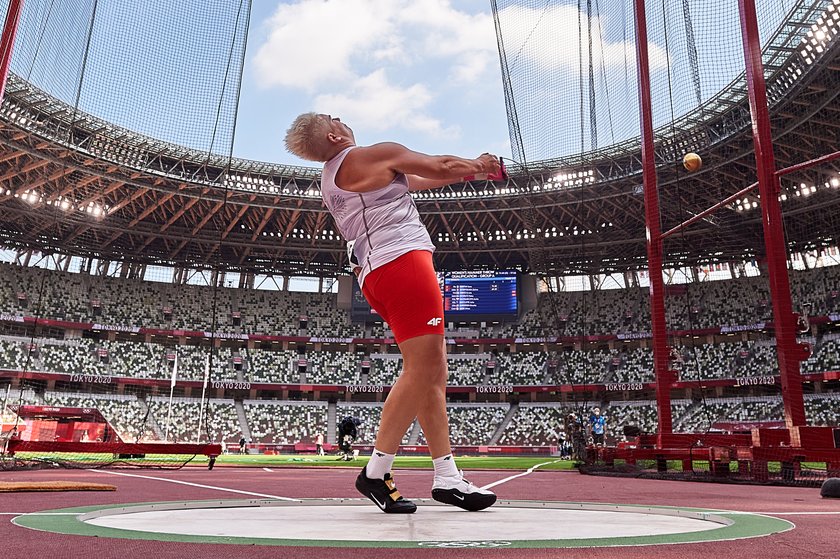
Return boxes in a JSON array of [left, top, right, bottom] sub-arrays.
[[90, 469, 299, 501], [479, 460, 564, 491], [262, 468, 273, 472]]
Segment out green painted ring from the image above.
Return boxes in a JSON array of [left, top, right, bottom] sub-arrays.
[[13, 499, 794, 549]]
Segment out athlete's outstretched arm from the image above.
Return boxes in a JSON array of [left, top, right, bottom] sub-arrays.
[[403, 175, 463, 191], [336, 142, 499, 193]]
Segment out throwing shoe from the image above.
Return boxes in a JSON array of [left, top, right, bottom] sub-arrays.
[[355, 467, 417, 514], [431, 471, 497, 511]]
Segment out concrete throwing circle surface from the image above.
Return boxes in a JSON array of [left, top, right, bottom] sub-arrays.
[[14, 499, 793, 549]]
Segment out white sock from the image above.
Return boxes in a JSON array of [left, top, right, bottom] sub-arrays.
[[433, 454, 459, 478], [366, 449, 395, 480]]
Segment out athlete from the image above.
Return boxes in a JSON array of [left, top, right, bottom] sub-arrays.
[[284, 113, 502, 513]]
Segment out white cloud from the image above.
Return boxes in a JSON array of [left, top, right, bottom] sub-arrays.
[[252, 0, 400, 90], [313, 69, 458, 138], [498, 4, 668, 72], [252, 1, 665, 96], [253, 0, 497, 90], [250, 0, 666, 159], [398, 0, 498, 83], [252, 0, 493, 142]]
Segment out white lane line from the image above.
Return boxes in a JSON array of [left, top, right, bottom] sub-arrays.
[[90, 469, 298, 501], [480, 460, 564, 491], [262, 468, 273, 472]]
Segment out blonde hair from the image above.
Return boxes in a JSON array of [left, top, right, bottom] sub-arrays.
[[284, 112, 332, 162]]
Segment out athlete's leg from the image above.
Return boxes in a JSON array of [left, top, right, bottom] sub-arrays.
[[412, 336, 452, 458], [373, 333, 449, 457], [363, 251, 450, 456], [357, 251, 492, 511]]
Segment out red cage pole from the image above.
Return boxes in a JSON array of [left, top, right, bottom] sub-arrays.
[[634, 0, 672, 439], [0, 0, 23, 105], [738, 0, 806, 429], [660, 181, 758, 241], [776, 150, 840, 178]]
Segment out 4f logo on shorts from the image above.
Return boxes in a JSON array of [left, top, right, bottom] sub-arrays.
[[427, 317, 442, 326]]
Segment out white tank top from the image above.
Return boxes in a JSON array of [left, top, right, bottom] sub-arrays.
[[321, 147, 435, 287]]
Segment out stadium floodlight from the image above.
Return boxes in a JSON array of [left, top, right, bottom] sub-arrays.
[[54, 198, 72, 211]]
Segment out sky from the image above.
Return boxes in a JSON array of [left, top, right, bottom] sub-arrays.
[[230, 0, 797, 165], [233, 0, 511, 167], [2, 0, 799, 168]]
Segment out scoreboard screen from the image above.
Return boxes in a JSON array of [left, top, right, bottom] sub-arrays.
[[443, 270, 518, 317], [350, 270, 519, 323]]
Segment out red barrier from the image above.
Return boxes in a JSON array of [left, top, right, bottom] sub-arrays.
[[6, 440, 221, 458]]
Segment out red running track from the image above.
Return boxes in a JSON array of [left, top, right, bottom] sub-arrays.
[[1, 466, 838, 559]]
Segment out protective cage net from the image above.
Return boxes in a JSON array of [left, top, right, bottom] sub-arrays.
[[0, 0, 251, 470], [494, 0, 840, 484], [492, 0, 802, 163], [580, 151, 840, 486]]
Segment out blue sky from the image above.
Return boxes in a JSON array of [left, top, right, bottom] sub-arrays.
[[3, 0, 798, 167], [234, 0, 511, 166], [233, 0, 797, 165], [4, 0, 512, 165]]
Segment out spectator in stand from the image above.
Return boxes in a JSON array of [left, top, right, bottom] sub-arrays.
[[589, 407, 607, 447]]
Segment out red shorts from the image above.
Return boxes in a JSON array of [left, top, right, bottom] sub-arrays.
[[362, 250, 444, 344]]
